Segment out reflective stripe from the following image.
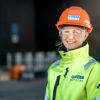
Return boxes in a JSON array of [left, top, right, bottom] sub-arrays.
[[91, 97, 100, 100], [44, 92, 49, 100], [84, 59, 96, 71], [52, 60, 60, 68]]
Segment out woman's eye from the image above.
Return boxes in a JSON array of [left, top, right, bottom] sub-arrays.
[[73, 31, 80, 35], [64, 31, 69, 34], [64, 31, 69, 33]]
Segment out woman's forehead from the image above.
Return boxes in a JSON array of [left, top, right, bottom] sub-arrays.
[[62, 26, 83, 30]]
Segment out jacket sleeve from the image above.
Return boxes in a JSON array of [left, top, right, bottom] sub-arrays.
[[44, 66, 51, 100], [44, 83, 49, 100], [86, 62, 100, 100], [44, 60, 60, 100]]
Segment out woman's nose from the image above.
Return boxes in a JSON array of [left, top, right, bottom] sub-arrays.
[[67, 33, 74, 39]]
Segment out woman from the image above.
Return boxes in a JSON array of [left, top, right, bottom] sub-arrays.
[[44, 6, 100, 100]]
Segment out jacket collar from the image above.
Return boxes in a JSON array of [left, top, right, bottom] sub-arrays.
[[58, 42, 89, 65]]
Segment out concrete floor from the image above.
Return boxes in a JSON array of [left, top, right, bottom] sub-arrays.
[[0, 79, 47, 100]]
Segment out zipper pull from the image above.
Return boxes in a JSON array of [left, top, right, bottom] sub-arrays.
[[64, 68, 69, 78]]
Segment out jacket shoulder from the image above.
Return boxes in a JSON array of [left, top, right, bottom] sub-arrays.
[[48, 59, 61, 71], [88, 58, 100, 77], [84, 57, 100, 71]]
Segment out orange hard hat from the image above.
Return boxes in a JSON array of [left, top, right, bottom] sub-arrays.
[[56, 6, 93, 34]]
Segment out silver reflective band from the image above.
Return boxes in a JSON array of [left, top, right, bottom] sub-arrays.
[[68, 15, 80, 20], [91, 97, 100, 100], [44, 92, 49, 100], [84, 59, 96, 71], [52, 59, 60, 68]]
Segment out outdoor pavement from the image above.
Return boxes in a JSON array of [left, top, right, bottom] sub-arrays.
[[0, 79, 47, 100]]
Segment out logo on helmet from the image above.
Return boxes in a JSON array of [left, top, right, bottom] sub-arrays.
[[68, 15, 80, 20]]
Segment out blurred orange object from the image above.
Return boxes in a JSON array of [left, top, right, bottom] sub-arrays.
[[10, 65, 26, 80]]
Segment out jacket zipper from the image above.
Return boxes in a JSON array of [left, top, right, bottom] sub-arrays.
[[52, 75, 60, 100], [64, 68, 69, 77], [52, 68, 69, 100]]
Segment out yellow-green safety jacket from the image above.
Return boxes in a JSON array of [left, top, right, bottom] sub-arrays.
[[44, 43, 100, 100]]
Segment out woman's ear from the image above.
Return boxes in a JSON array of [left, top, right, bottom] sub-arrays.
[[59, 29, 62, 37], [84, 32, 89, 41]]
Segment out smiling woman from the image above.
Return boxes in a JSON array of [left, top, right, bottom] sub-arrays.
[[60, 26, 88, 50], [44, 6, 100, 100]]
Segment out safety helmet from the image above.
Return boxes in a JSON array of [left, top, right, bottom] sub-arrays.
[[56, 6, 93, 34]]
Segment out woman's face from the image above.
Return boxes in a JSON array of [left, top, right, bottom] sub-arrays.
[[60, 26, 88, 51]]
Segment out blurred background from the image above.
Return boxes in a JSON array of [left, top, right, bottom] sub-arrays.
[[0, 0, 100, 100]]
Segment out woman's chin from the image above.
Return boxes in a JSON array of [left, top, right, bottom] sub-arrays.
[[65, 45, 78, 51]]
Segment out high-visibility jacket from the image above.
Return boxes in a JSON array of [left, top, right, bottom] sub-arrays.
[[44, 43, 100, 100]]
